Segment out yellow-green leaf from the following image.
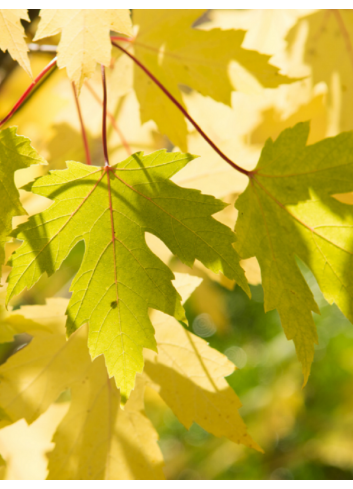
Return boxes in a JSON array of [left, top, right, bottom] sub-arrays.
[[235, 122, 353, 383], [0, 9, 32, 77], [0, 128, 46, 283], [7, 150, 249, 399]]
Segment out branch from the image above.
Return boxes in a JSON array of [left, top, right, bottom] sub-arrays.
[[0, 57, 57, 128], [111, 41, 251, 177], [331, 9, 353, 71], [72, 82, 92, 165], [101, 65, 110, 167]]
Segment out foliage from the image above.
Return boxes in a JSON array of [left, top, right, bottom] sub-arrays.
[[0, 8, 353, 480]]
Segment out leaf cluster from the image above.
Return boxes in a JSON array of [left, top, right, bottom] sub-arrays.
[[1, 8, 353, 480]]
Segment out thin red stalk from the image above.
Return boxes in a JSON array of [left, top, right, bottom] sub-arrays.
[[72, 82, 92, 165], [0, 57, 57, 128], [331, 9, 353, 72], [110, 36, 133, 43], [101, 65, 110, 166], [85, 81, 132, 156], [111, 41, 251, 177]]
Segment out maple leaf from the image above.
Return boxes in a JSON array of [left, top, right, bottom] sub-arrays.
[[235, 122, 353, 383], [0, 300, 90, 428], [0, 300, 164, 480], [6, 150, 249, 399], [0, 9, 32, 77], [0, 128, 46, 283], [0, 404, 67, 480], [144, 310, 261, 452], [33, 9, 132, 90], [286, 9, 353, 134], [143, 272, 260, 452], [47, 366, 164, 480], [0, 274, 259, 477], [132, 9, 295, 151]]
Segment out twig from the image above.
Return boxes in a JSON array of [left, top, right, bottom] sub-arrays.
[[85, 81, 132, 156], [101, 65, 110, 166], [72, 82, 92, 165]]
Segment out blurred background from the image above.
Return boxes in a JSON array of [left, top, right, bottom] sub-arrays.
[[1, 9, 353, 480]]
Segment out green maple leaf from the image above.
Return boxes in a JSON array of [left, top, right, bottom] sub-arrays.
[[6, 150, 249, 399], [0, 127, 46, 282], [132, 9, 295, 151], [235, 122, 353, 383]]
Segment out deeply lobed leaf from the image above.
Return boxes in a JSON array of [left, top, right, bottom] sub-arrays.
[[0, 276, 259, 478], [7, 150, 249, 398], [0, 300, 164, 480], [132, 9, 296, 151], [33, 9, 132, 90], [235, 122, 353, 382]]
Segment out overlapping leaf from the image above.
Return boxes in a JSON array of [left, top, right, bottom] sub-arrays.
[[0, 299, 89, 428], [145, 312, 261, 450], [47, 367, 164, 480], [0, 276, 259, 478], [0, 300, 164, 480], [0, 128, 46, 283], [0, 10, 31, 77], [7, 150, 249, 399], [286, 9, 353, 133], [235, 122, 353, 382], [131, 9, 295, 150], [33, 9, 132, 90], [0, 404, 68, 480], [144, 274, 261, 451]]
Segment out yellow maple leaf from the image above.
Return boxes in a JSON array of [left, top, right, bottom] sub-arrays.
[[0, 299, 91, 428], [0, 404, 68, 480], [47, 363, 164, 480], [0, 9, 32, 77], [0, 299, 164, 480], [33, 9, 132, 90], [286, 9, 353, 134], [144, 273, 262, 452], [132, 9, 294, 151]]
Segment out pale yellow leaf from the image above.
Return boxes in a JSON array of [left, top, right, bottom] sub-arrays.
[[143, 273, 261, 451], [0, 9, 32, 77], [34, 9, 132, 90], [0, 298, 164, 479], [172, 272, 202, 306], [144, 310, 261, 451], [132, 9, 295, 150], [286, 9, 353, 134], [0, 403, 68, 480], [47, 357, 164, 480], [0, 299, 91, 428]]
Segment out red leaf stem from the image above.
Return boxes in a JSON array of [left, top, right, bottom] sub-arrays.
[[71, 82, 92, 165], [111, 41, 251, 177], [0, 57, 57, 128], [101, 65, 110, 167], [85, 81, 132, 156]]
